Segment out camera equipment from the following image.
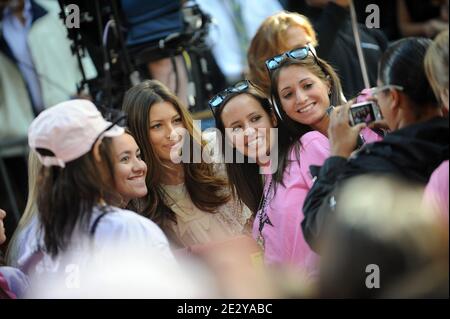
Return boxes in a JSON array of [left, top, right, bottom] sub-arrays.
[[127, 0, 215, 112], [57, 0, 215, 115], [348, 101, 383, 126], [58, 0, 139, 113]]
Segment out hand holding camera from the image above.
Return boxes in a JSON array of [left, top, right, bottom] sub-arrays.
[[328, 102, 368, 158], [348, 101, 383, 126]]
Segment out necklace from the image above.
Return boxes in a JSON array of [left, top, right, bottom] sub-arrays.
[[256, 178, 274, 250]]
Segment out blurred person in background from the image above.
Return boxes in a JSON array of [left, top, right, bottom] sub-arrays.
[[196, 0, 283, 85], [423, 30, 449, 221], [397, 0, 449, 38], [318, 175, 448, 298], [121, 0, 189, 106], [0, 0, 97, 236]]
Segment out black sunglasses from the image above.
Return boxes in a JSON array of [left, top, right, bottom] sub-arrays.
[[265, 46, 311, 72], [265, 45, 326, 77], [208, 80, 251, 115]]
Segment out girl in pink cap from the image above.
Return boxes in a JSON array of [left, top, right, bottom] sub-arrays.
[[18, 100, 174, 288], [5, 128, 154, 269]]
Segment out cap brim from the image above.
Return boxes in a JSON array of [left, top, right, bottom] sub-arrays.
[[103, 124, 125, 138]]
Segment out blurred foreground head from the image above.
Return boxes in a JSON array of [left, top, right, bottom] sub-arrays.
[[319, 175, 449, 298], [26, 246, 220, 299]]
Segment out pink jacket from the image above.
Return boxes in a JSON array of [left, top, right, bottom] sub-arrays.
[[252, 128, 382, 274], [253, 128, 382, 274], [424, 160, 449, 221], [253, 131, 328, 273]]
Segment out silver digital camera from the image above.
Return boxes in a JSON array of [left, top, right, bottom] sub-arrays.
[[348, 101, 383, 126]]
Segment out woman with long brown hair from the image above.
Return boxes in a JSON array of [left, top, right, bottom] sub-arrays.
[[122, 80, 252, 248]]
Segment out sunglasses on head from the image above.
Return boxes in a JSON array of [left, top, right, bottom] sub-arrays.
[[371, 85, 404, 98], [265, 46, 313, 73], [208, 80, 251, 115]]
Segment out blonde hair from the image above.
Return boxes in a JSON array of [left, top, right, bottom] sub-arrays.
[[6, 151, 41, 265], [424, 30, 449, 107], [247, 11, 318, 96]]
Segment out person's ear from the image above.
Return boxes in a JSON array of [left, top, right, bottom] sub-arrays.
[[325, 76, 332, 96], [390, 89, 402, 112], [93, 139, 103, 163]]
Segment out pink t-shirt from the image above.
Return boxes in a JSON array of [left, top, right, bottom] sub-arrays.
[[424, 160, 449, 221], [252, 131, 329, 274]]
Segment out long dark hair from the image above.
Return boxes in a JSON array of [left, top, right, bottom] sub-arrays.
[[214, 85, 278, 213], [268, 55, 345, 187], [379, 37, 438, 117], [122, 80, 231, 231], [36, 139, 118, 257]]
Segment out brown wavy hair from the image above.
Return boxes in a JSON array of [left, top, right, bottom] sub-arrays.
[[247, 11, 317, 96], [122, 80, 231, 230]]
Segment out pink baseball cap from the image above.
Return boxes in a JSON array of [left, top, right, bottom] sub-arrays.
[[28, 99, 125, 168]]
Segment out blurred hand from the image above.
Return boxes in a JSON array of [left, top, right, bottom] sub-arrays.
[[425, 19, 448, 38], [328, 103, 366, 158], [430, 19, 448, 33]]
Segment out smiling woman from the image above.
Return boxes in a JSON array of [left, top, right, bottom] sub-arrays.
[[110, 132, 148, 207], [123, 80, 252, 248], [2, 100, 174, 299], [147, 101, 186, 164], [212, 81, 323, 273]]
